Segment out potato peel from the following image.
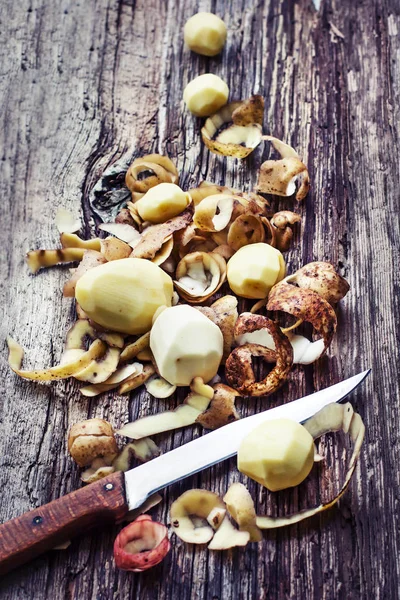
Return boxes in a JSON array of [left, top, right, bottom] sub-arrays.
[[73, 346, 121, 384], [285, 262, 350, 304], [225, 314, 293, 397], [118, 364, 156, 394], [174, 251, 226, 303], [267, 282, 337, 350], [100, 237, 132, 261], [196, 384, 240, 430], [207, 515, 250, 550], [201, 98, 264, 158], [125, 154, 178, 194], [65, 319, 124, 350], [223, 483, 262, 542], [120, 332, 151, 363], [113, 438, 160, 472], [193, 195, 235, 232], [270, 211, 301, 252], [170, 490, 225, 544], [197, 295, 238, 363], [80, 363, 143, 397], [256, 157, 310, 201], [7, 337, 106, 381], [26, 248, 86, 274], [63, 250, 106, 297], [227, 214, 266, 251], [256, 402, 365, 529], [114, 515, 170, 572], [117, 392, 210, 439], [130, 208, 193, 260], [60, 233, 101, 250]]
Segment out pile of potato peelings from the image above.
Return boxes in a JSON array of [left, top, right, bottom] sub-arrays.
[[6, 16, 365, 571]]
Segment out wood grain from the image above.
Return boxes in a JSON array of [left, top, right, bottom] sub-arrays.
[[0, 0, 399, 599]]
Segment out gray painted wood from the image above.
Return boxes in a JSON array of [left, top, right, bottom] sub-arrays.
[[0, 0, 399, 598]]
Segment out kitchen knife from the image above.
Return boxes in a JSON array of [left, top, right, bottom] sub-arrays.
[[0, 370, 369, 576]]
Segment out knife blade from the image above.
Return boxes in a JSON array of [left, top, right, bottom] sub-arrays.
[[0, 370, 369, 575], [124, 369, 370, 510]]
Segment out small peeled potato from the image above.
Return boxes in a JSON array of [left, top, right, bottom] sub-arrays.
[[238, 419, 314, 492], [75, 258, 173, 335], [184, 12, 227, 57], [183, 74, 229, 117], [135, 183, 191, 224], [227, 243, 285, 299]]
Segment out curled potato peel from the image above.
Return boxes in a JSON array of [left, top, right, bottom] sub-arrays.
[[188, 182, 234, 206], [227, 214, 266, 251], [65, 319, 124, 349], [80, 363, 143, 397], [196, 384, 240, 430], [120, 332, 150, 362], [225, 314, 293, 396], [193, 194, 236, 232], [197, 295, 238, 362], [270, 211, 301, 251], [285, 261, 350, 304], [267, 281, 337, 350], [256, 157, 310, 201], [114, 515, 170, 572], [201, 97, 264, 158], [118, 364, 156, 394], [125, 154, 178, 194], [174, 251, 226, 303], [223, 483, 261, 542], [170, 489, 225, 544]]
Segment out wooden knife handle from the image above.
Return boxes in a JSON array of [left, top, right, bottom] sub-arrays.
[[0, 471, 128, 576]]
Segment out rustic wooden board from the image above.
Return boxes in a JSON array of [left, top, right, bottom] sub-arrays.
[[0, 0, 399, 598]]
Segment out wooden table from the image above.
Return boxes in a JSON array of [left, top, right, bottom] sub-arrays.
[[1, 0, 399, 598]]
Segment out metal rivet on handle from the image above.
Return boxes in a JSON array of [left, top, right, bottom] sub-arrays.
[[32, 516, 43, 525], [104, 483, 114, 491]]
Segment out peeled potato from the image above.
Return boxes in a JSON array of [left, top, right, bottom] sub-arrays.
[[227, 243, 285, 299], [135, 183, 191, 224], [75, 258, 173, 335], [237, 419, 314, 491], [184, 12, 227, 57], [183, 74, 229, 117], [150, 305, 223, 385]]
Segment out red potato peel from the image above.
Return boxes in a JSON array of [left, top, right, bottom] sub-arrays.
[[114, 515, 170, 572]]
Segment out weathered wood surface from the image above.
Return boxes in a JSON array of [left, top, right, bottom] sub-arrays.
[[0, 0, 399, 598]]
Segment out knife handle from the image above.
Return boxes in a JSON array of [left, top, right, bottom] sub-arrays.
[[0, 471, 128, 576]]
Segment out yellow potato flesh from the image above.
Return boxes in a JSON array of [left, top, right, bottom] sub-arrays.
[[227, 243, 285, 299], [135, 183, 190, 224], [150, 305, 223, 385], [183, 74, 229, 117], [184, 12, 227, 57], [75, 258, 173, 335], [238, 419, 314, 492]]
